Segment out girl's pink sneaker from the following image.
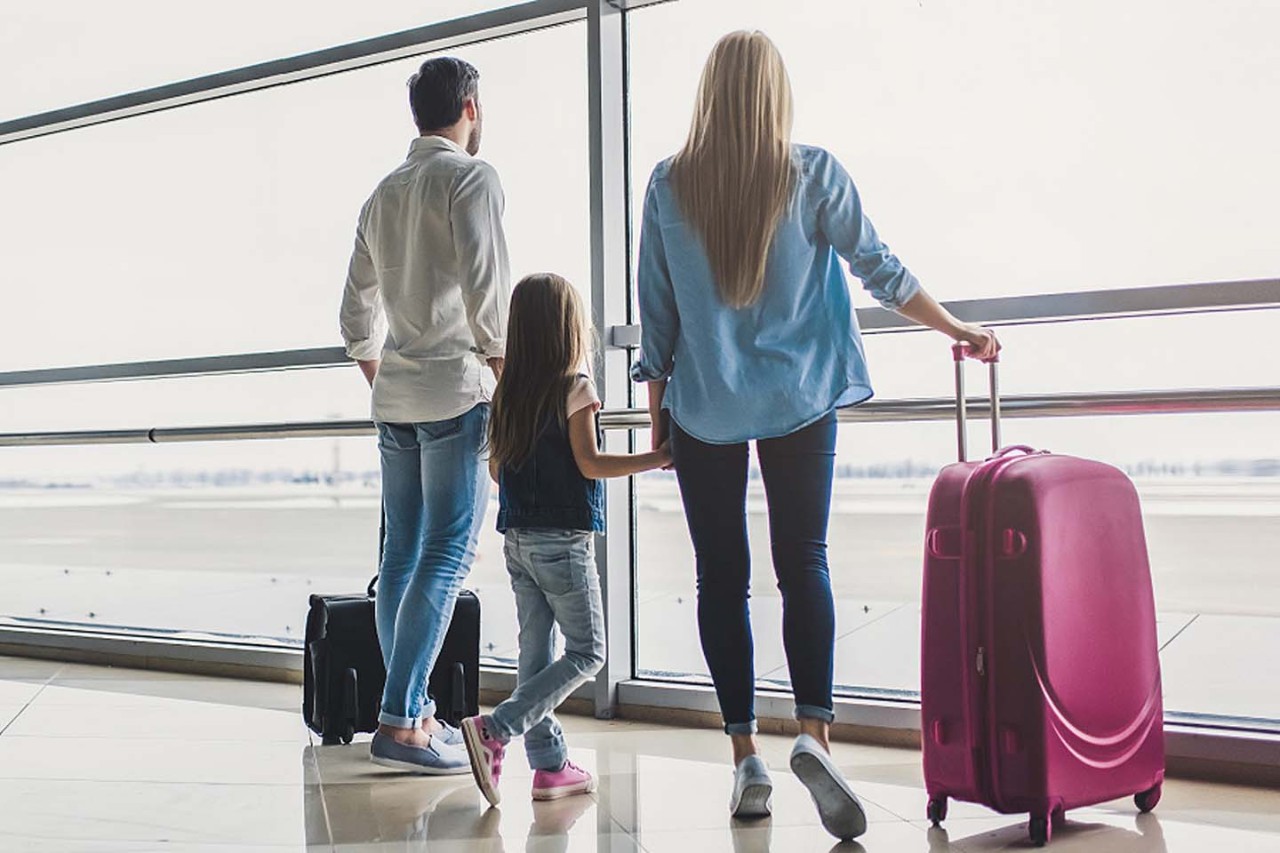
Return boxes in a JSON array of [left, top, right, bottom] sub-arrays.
[[461, 715, 506, 806], [532, 761, 597, 801]]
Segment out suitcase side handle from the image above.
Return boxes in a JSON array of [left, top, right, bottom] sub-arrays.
[[952, 342, 1001, 462]]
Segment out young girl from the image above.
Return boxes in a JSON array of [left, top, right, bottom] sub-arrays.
[[462, 273, 670, 806]]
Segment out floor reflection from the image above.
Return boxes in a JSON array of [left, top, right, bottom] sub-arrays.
[[928, 813, 1167, 852]]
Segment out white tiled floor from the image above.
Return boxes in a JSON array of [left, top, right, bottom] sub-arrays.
[[1, 656, 1278, 851]]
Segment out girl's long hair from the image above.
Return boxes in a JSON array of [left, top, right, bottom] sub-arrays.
[[669, 30, 797, 309], [489, 273, 591, 470]]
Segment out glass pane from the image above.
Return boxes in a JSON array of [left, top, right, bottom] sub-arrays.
[[0, 370, 369, 433], [860, 309, 1280, 399], [0, 21, 589, 371], [628, 0, 1280, 298], [0, 437, 516, 665], [635, 413, 1280, 726], [2, 1, 528, 118]]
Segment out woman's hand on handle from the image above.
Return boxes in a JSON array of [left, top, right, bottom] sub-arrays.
[[895, 290, 1001, 361], [954, 323, 1001, 362]]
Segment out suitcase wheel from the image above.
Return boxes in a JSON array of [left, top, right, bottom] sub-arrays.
[[926, 796, 948, 827], [341, 722, 356, 745], [321, 732, 343, 746], [1134, 782, 1162, 813], [1029, 814, 1052, 847]]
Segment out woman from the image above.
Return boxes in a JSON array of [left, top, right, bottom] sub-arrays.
[[631, 31, 999, 841]]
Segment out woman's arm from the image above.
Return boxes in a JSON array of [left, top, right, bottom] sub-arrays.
[[569, 408, 671, 479], [895, 290, 1001, 361], [631, 174, 680, 420], [646, 379, 668, 452], [814, 150, 1000, 360]]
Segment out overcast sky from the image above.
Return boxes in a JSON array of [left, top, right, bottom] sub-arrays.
[[1, 0, 1277, 478]]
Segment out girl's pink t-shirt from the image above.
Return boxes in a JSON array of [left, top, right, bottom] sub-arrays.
[[566, 375, 601, 420]]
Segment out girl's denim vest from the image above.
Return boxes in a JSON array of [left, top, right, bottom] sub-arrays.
[[497, 408, 605, 534]]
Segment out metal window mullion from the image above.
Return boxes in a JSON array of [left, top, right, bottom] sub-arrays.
[[586, 0, 634, 721]]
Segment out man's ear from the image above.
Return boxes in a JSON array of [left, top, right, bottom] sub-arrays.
[[463, 97, 478, 121]]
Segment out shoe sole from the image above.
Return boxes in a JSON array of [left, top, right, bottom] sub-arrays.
[[532, 777, 598, 801], [461, 718, 503, 807], [790, 750, 867, 841], [730, 782, 774, 819], [370, 754, 471, 776]]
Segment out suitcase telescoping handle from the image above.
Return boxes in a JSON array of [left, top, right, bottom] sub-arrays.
[[952, 342, 1001, 462]]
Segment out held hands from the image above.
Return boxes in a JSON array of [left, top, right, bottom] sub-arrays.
[[955, 324, 1001, 362], [651, 414, 674, 471], [654, 440, 674, 471]]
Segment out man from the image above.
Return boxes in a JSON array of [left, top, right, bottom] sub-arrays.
[[339, 57, 509, 774]]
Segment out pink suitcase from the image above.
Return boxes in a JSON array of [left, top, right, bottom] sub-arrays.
[[920, 345, 1164, 846]]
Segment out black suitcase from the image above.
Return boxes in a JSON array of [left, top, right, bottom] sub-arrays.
[[303, 574, 481, 745]]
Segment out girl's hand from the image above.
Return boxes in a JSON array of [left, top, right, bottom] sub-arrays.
[[955, 323, 1001, 362]]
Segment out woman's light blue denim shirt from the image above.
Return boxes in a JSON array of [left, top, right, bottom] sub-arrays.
[[630, 145, 921, 445]]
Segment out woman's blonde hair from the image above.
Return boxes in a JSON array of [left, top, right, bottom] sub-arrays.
[[489, 273, 591, 469], [669, 30, 796, 309]]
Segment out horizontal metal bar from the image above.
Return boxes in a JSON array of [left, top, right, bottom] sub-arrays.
[[600, 386, 1280, 429], [856, 278, 1280, 331], [0, 347, 350, 389], [2, 387, 1276, 448], [0, 0, 586, 146], [3, 281, 1275, 389]]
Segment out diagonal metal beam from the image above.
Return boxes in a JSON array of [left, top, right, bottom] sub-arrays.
[[0, 0, 586, 146]]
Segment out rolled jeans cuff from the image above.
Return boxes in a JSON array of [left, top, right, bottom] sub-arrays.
[[378, 698, 436, 730], [795, 704, 835, 724], [523, 739, 568, 772], [724, 719, 758, 736], [378, 710, 419, 729]]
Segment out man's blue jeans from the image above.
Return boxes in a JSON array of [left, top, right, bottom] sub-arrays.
[[375, 404, 489, 728]]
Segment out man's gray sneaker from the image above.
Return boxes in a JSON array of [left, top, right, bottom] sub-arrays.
[[729, 755, 773, 819], [371, 731, 471, 776], [789, 734, 867, 840], [431, 720, 465, 747]]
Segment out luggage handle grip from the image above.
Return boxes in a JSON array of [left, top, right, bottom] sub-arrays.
[[952, 343, 1001, 462]]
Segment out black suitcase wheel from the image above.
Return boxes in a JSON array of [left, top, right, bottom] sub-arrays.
[[1135, 783, 1162, 813], [340, 667, 360, 744], [1029, 814, 1051, 847], [927, 796, 948, 827], [320, 715, 342, 746]]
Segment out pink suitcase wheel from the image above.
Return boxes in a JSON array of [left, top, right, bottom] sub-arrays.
[[1135, 783, 1162, 813], [927, 796, 948, 826]]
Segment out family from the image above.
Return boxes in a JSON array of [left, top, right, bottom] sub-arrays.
[[338, 31, 999, 842]]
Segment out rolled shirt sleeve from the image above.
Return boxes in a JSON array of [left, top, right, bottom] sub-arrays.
[[815, 151, 921, 311], [631, 173, 680, 383], [339, 210, 388, 361], [452, 161, 511, 360]]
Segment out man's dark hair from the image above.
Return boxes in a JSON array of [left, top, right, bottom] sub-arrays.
[[408, 57, 480, 133]]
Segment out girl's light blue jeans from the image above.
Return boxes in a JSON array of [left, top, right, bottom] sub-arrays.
[[375, 405, 490, 729], [489, 528, 606, 770]]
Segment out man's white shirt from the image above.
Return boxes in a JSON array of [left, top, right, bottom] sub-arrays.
[[340, 135, 510, 423]]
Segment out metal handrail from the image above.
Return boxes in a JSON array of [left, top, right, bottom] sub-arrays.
[[1, 280, 1276, 390], [2, 387, 1275, 448]]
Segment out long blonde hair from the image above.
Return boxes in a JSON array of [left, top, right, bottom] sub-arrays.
[[489, 273, 591, 469], [669, 31, 797, 309]]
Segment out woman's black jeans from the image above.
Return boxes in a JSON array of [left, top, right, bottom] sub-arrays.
[[671, 411, 837, 735]]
